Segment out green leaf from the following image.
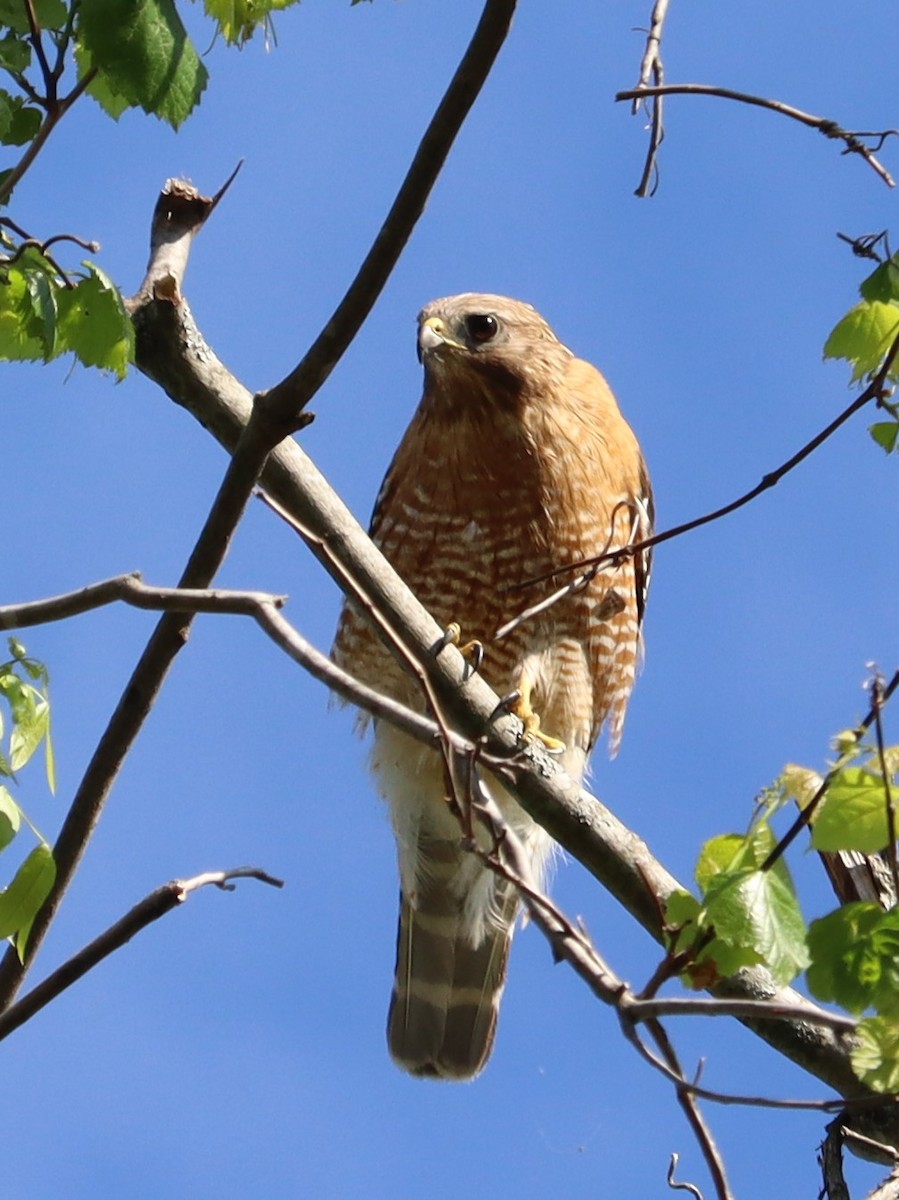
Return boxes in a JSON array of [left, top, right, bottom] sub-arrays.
[[823, 300, 899, 383], [203, 0, 298, 45], [44, 724, 55, 794], [0, 31, 32, 73], [3, 98, 41, 146], [78, 0, 209, 128], [860, 257, 899, 304], [870, 420, 899, 454], [702, 867, 809, 986], [0, 0, 67, 32], [664, 887, 763, 987], [0, 786, 21, 851], [695, 834, 746, 891], [0, 843, 55, 940], [74, 44, 131, 120], [0, 87, 42, 147], [812, 767, 893, 853], [807, 903, 899, 1016], [0, 247, 58, 361], [852, 1016, 899, 1093], [54, 263, 134, 377], [9, 697, 48, 771]]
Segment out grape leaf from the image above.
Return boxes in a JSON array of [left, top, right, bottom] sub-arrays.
[[812, 767, 893, 853], [203, 0, 298, 45], [78, 0, 208, 128], [870, 420, 899, 454], [824, 300, 899, 383], [702, 867, 809, 986], [0, 31, 31, 73], [55, 263, 134, 377], [0, 843, 55, 941], [9, 697, 48, 772], [807, 903, 899, 1016], [0, 787, 21, 852], [852, 1016, 899, 1093], [0, 0, 67, 32], [860, 257, 899, 304]]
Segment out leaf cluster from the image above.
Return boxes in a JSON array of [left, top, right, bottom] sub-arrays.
[[825, 253, 899, 454], [0, 639, 56, 962], [0, 245, 133, 375], [0, 0, 310, 375], [667, 727, 899, 1093]]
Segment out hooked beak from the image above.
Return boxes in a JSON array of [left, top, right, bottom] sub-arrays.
[[417, 315, 464, 363]]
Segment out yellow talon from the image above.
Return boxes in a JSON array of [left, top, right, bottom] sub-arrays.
[[436, 623, 484, 673], [511, 674, 566, 753]]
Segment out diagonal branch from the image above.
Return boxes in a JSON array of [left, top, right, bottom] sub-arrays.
[[0, 868, 283, 1043], [261, 0, 518, 415], [507, 328, 899, 631]]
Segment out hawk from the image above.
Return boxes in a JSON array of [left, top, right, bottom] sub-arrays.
[[333, 293, 652, 1079]]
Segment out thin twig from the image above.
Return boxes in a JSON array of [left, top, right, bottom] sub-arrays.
[[0, 573, 287, 629], [0, 68, 97, 208], [647, 1018, 733, 1200], [630, 0, 672, 197], [624, 996, 856, 1033], [615, 83, 897, 187], [668, 1153, 704, 1200], [22, 0, 54, 101], [761, 666, 899, 872], [0, 868, 282, 1043], [819, 1120, 851, 1200], [0, 569, 446, 754], [871, 672, 899, 900], [520, 328, 899, 603], [261, 0, 518, 414]]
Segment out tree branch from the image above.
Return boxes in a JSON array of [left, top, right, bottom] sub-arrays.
[[615, 83, 897, 188], [629, 0, 672, 197], [509, 328, 899, 628], [0, 868, 282, 1043], [261, 0, 518, 415]]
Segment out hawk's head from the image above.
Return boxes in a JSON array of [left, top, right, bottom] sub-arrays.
[[416, 293, 572, 408]]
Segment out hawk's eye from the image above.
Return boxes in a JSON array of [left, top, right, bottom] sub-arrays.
[[465, 313, 499, 344]]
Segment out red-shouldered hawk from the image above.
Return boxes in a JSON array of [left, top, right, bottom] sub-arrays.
[[333, 293, 652, 1080]]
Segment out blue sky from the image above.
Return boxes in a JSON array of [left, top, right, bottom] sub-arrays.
[[4, 1, 899, 1196]]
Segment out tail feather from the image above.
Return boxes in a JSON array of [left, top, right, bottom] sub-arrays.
[[388, 867, 518, 1080]]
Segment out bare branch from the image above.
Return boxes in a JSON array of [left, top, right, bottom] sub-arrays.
[[668, 1153, 704, 1200], [819, 1120, 852, 1200], [615, 83, 897, 188], [513, 328, 899, 623], [0, 868, 282, 1043], [261, 0, 518, 416], [0, 67, 96, 208], [0, 573, 286, 628], [624, 996, 856, 1034], [629, 0, 672, 196], [646, 1019, 733, 1200], [871, 671, 899, 900]]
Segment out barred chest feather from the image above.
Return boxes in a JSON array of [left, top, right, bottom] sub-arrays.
[[335, 391, 643, 754]]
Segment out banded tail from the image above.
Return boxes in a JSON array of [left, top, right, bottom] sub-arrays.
[[388, 842, 518, 1080]]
